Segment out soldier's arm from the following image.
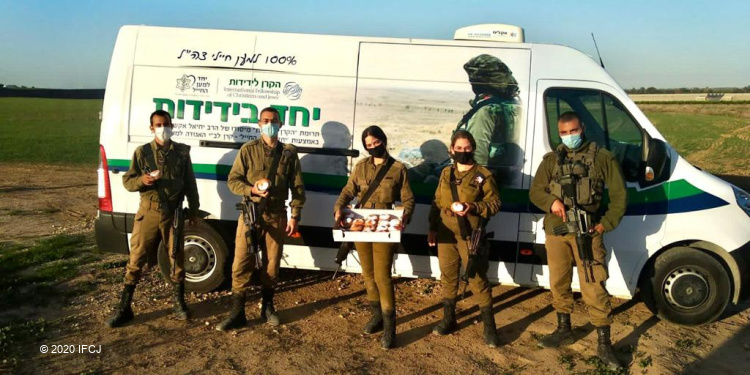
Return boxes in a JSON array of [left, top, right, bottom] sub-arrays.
[[398, 165, 416, 224], [333, 163, 360, 213], [227, 146, 253, 197], [529, 156, 557, 213], [289, 153, 306, 219], [428, 169, 446, 231], [466, 106, 494, 166], [600, 153, 628, 231], [184, 150, 200, 218], [472, 173, 501, 218], [122, 148, 146, 192]]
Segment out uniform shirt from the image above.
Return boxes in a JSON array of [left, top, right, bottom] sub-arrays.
[[529, 140, 628, 234], [227, 139, 306, 219], [428, 164, 501, 233], [334, 156, 415, 223], [465, 95, 519, 166], [122, 140, 200, 218]]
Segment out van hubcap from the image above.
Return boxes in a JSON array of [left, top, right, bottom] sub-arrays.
[[183, 236, 217, 283], [663, 267, 709, 309]]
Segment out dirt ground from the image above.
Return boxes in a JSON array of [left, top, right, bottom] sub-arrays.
[[1, 163, 750, 375]]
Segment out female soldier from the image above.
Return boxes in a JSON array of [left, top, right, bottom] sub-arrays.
[[427, 130, 501, 347], [333, 126, 415, 350]]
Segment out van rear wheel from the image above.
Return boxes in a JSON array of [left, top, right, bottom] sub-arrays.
[[158, 220, 228, 293], [640, 246, 730, 326]]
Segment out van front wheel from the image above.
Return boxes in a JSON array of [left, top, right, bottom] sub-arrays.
[[158, 220, 228, 293], [640, 246, 730, 326]]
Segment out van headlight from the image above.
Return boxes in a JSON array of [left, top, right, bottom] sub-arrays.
[[733, 186, 750, 217]]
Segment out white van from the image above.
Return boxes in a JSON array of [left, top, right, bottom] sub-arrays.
[[96, 24, 750, 326]]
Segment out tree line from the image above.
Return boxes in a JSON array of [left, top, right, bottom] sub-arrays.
[[626, 86, 750, 94]]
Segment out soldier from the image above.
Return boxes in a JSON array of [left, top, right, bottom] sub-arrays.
[[333, 125, 415, 350], [108, 109, 200, 328], [217, 107, 306, 331], [457, 54, 521, 170], [427, 130, 502, 348], [529, 111, 627, 370]]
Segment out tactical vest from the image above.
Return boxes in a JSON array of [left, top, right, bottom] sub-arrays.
[[548, 142, 604, 209]]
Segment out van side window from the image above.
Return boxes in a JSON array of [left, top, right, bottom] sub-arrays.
[[544, 88, 642, 182]]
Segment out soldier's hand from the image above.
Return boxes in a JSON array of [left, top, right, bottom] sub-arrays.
[[456, 202, 472, 217], [427, 231, 437, 247], [592, 223, 605, 234], [286, 218, 299, 236], [141, 174, 155, 186], [551, 200, 567, 221], [334, 209, 342, 223], [251, 184, 269, 197], [188, 214, 198, 227]]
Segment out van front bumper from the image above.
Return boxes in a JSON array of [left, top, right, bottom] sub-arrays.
[[731, 240, 750, 301], [95, 211, 130, 254]]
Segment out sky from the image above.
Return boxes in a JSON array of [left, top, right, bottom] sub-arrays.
[[1, 0, 748, 89]]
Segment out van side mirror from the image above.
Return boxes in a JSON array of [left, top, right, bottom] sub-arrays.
[[640, 132, 670, 187]]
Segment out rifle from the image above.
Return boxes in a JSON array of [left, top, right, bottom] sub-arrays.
[[237, 196, 263, 270], [552, 154, 597, 283], [332, 241, 353, 279], [171, 199, 186, 277], [460, 218, 493, 299]]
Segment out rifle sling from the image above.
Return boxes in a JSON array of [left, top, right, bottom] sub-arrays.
[[356, 157, 395, 209], [141, 143, 173, 210], [449, 167, 472, 240]]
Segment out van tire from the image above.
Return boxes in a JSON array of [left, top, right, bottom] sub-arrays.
[[640, 246, 730, 326], [158, 220, 228, 293]]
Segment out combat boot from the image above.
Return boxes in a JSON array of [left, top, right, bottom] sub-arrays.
[[107, 284, 135, 328], [260, 288, 280, 326], [596, 326, 623, 371], [363, 301, 383, 334], [480, 306, 500, 348], [172, 282, 191, 320], [216, 291, 247, 331], [537, 313, 574, 348], [381, 310, 396, 350], [432, 298, 457, 336]]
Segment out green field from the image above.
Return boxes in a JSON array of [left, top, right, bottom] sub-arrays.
[[0, 98, 102, 165], [0, 98, 747, 175]]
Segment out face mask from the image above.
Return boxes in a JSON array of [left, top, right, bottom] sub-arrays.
[[561, 133, 583, 149], [261, 123, 280, 138], [451, 151, 474, 164], [367, 143, 387, 158], [153, 126, 172, 142]]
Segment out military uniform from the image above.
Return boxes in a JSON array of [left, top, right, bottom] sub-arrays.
[[107, 139, 199, 328], [333, 156, 415, 312], [461, 94, 520, 167], [121, 140, 200, 285], [226, 138, 306, 291], [529, 140, 627, 327]]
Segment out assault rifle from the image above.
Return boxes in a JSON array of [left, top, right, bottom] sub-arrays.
[[237, 197, 263, 270], [461, 218, 493, 298]]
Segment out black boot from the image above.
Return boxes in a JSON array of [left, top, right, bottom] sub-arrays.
[[596, 326, 622, 371], [432, 299, 457, 336], [172, 282, 191, 321], [381, 310, 396, 350], [216, 291, 247, 331], [363, 302, 383, 334], [107, 284, 135, 328], [480, 307, 500, 348], [537, 313, 573, 348], [261, 288, 280, 326]]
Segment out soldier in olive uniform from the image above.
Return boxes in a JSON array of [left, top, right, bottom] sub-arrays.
[[428, 130, 502, 347], [457, 54, 521, 170], [333, 126, 415, 350], [108, 109, 200, 328], [217, 107, 306, 331], [529, 111, 627, 370]]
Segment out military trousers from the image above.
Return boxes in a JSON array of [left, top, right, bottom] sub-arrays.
[[354, 241, 397, 312], [124, 200, 184, 285], [546, 233, 612, 327], [437, 229, 492, 308], [232, 211, 286, 291]]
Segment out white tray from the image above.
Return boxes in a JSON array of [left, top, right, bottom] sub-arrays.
[[332, 208, 403, 243]]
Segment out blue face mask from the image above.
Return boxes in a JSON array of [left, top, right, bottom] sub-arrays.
[[561, 133, 583, 149], [261, 123, 280, 138]]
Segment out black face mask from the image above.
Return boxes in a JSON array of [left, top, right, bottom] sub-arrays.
[[452, 151, 474, 164], [368, 143, 387, 158]]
